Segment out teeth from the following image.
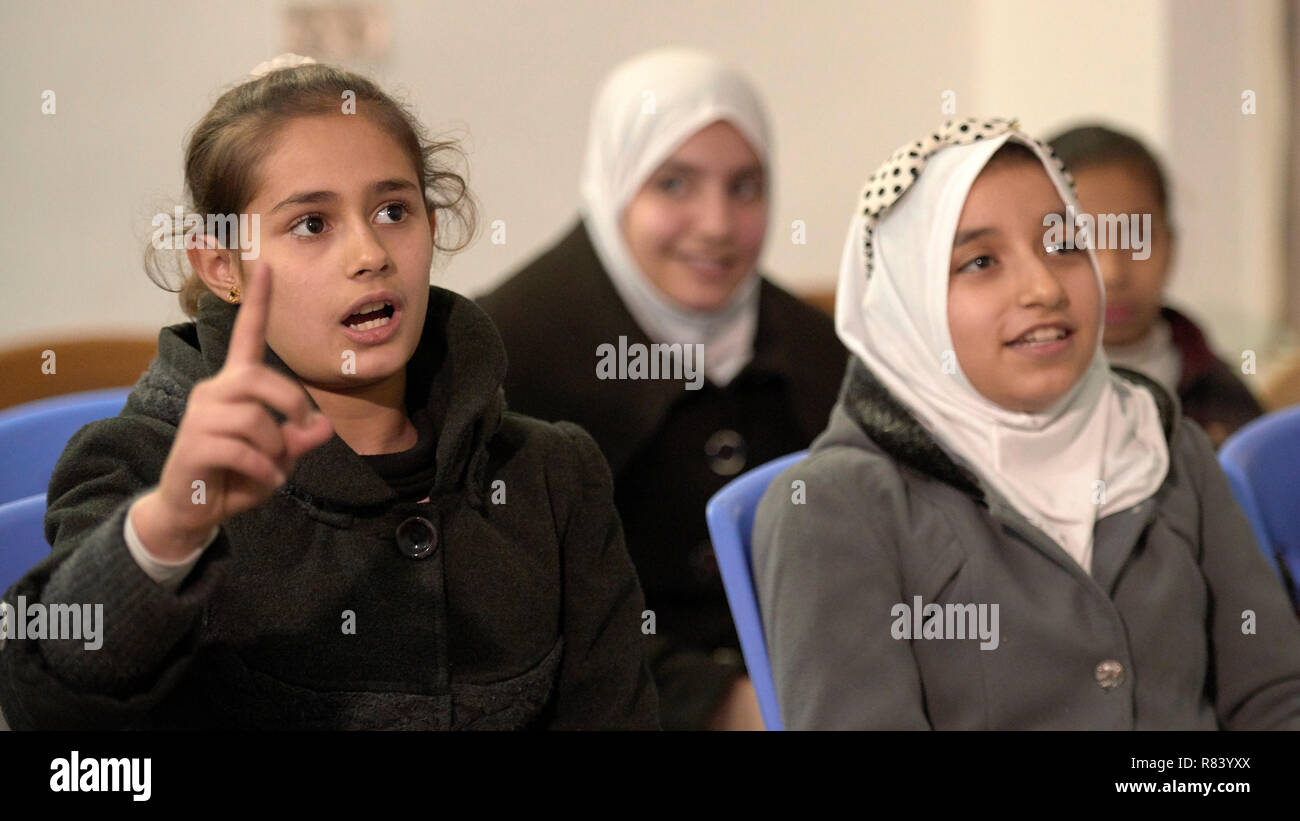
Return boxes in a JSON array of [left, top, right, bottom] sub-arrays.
[[349, 315, 392, 332], [1016, 327, 1067, 344], [353, 300, 389, 315]]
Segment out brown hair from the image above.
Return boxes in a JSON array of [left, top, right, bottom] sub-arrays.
[[146, 63, 477, 316], [985, 140, 1043, 169], [1046, 124, 1170, 216]]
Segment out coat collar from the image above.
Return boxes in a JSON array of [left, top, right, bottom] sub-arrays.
[[142, 286, 506, 511], [524, 221, 841, 472], [834, 356, 1179, 590], [836, 356, 1180, 507], [1162, 305, 1222, 392]]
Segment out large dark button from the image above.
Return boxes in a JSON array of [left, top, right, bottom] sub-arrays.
[[396, 516, 438, 559], [705, 429, 747, 476]]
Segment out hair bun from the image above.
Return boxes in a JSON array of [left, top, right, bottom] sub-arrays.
[[248, 53, 317, 79]]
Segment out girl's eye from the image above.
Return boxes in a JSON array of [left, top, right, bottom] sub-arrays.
[[376, 203, 408, 224], [958, 254, 994, 273], [731, 175, 764, 202], [657, 176, 688, 196], [290, 215, 327, 236], [1045, 241, 1078, 256]]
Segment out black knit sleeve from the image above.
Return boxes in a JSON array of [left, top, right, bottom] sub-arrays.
[[0, 414, 226, 729]]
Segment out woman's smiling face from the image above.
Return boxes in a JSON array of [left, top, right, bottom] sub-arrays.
[[237, 113, 434, 390], [946, 148, 1101, 413], [620, 120, 767, 312]]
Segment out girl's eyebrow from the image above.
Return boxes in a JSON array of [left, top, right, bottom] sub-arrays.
[[953, 226, 997, 248], [268, 179, 419, 214], [654, 161, 702, 178], [654, 161, 763, 179]]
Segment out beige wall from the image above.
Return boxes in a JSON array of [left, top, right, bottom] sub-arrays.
[[968, 0, 1290, 365], [0, 0, 1289, 376], [1165, 0, 1289, 364]]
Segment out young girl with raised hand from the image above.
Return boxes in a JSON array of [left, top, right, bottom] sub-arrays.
[[752, 117, 1300, 730], [0, 57, 656, 730]]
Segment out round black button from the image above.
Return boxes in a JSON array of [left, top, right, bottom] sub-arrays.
[[396, 516, 438, 559]]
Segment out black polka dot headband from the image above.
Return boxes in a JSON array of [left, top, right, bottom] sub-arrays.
[[860, 116, 1074, 280]]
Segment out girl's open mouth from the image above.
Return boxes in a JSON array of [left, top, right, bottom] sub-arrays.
[[1105, 305, 1134, 325], [1005, 326, 1074, 358], [341, 300, 400, 345]]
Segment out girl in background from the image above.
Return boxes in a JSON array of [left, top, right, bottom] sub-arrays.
[[479, 48, 845, 729], [0, 57, 656, 730], [753, 118, 1300, 729], [1048, 124, 1263, 447]]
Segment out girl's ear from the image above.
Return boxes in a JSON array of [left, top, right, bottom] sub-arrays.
[[186, 236, 241, 301]]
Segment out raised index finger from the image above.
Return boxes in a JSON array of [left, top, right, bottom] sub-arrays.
[[226, 263, 271, 367]]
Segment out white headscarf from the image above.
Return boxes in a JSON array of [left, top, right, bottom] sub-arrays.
[[835, 118, 1169, 573], [579, 48, 771, 386], [1105, 317, 1182, 398]]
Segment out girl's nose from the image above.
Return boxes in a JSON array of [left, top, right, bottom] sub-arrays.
[[348, 221, 392, 277], [1098, 248, 1128, 291], [693, 184, 734, 240], [1018, 257, 1068, 310]]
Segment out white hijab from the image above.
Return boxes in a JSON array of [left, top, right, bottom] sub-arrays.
[[579, 48, 771, 386], [1105, 317, 1182, 398], [835, 119, 1169, 573]]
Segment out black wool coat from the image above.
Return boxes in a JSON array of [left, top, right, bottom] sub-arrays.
[[0, 286, 658, 730], [477, 221, 847, 728]]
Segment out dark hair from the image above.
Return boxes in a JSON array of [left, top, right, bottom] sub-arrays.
[[985, 140, 1042, 168], [1046, 124, 1170, 218], [146, 63, 477, 317]]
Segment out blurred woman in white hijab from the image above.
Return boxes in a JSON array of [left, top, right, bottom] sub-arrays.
[[479, 48, 846, 729]]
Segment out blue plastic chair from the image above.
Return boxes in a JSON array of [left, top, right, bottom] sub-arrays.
[[0, 493, 49, 592], [1219, 405, 1300, 605], [0, 492, 48, 730], [705, 450, 807, 731], [0, 388, 130, 505]]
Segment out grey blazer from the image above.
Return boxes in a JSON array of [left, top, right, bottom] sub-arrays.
[[753, 358, 1300, 729]]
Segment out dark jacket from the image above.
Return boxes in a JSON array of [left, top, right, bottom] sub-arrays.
[[754, 357, 1300, 729], [0, 286, 658, 730], [1165, 305, 1264, 446], [478, 221, 847, 728]]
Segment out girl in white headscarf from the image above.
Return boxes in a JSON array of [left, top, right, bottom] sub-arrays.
[[835, 118, 1168, 573], [479, 48, 847, 730], [752, 117, 1300, 730]]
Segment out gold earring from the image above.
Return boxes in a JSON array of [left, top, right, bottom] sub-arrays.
[[228, 285, 241, 304]]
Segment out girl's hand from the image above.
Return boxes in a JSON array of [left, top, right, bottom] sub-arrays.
[[131, 264, 334, 560], [707, 675, 766, 731]]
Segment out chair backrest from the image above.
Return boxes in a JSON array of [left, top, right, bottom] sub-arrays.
[[1219, 405, 1300, 605], [0, 388, 130, 505], [0, 336, 153, 411], [705, 450, 807, 731], [0, 493, 49, 593]]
